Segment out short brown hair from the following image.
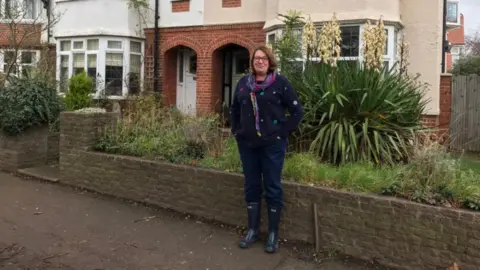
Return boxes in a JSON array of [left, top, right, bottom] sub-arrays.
[[250, 45, 277, 74]]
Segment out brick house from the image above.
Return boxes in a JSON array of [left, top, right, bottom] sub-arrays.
[[446, 11, 465, 72], [51, 0, 460, 125], [0, 0, 51, 77]]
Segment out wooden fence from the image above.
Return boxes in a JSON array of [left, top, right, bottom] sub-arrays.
[[450, 75, 480, 152]]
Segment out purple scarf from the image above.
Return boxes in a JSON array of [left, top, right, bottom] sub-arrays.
[[246, 72, 277, 137]]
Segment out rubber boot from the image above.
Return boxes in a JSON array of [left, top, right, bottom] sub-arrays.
[[239, 202, 261, 249], [265, 206, 281, 253]]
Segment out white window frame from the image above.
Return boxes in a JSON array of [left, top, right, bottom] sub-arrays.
[[265, 29, 281, 46], [104, 38, 125, 97], [86, 38, 99, 91], [446, 0, 460, 25], [0, 0, 43, 23], [0, 49, 40, 76], [128, 40, 144, 95], [451, 44, 465, 65], [268, 23, 398, 72], [56, 37, 145, 99]]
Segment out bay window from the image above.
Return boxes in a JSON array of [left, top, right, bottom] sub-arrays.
[[267, 23, 398, 71], [56, 37, 144, 97]]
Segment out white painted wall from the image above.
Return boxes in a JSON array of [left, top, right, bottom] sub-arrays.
[[54, 0, 142, 38], [153, 0, 205, 28], [204, 0, 264, 25]]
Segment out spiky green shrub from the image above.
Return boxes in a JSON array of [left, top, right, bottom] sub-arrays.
[[293, 62, 428, 165]]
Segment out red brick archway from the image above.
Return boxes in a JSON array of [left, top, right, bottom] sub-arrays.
[[145, 23, 265, 114], [210, 43, 251, 123], [161, 36, 204, 56], [204, 35, 257, 58]]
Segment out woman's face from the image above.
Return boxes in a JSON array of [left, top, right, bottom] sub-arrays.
[[253, 50, 269, 75]]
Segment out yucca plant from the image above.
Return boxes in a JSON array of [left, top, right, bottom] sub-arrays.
[[294, 62, 428, 165]]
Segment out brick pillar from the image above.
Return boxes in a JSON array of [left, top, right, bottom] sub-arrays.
[[196, 55, 212, 114], [211, 50, 223, 114], [59, 112, 120, 154], [163, 50, 177, 107], [439, 74, 452, 131]]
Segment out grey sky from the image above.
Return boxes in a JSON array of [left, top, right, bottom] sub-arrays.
[[460, 0, 480, 35]]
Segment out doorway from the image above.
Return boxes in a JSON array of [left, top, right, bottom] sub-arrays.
[[216, 45, 249, 125], [176, 48, 197, 116]]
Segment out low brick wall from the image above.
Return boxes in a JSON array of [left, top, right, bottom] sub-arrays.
[[58, 112, 480, 270], [0, 126, 50, 172]]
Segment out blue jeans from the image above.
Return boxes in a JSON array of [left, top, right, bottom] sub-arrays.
[[237, 138, 287, 208]]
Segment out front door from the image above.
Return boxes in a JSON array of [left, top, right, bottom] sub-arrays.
[[176, 49, 197, 116], [231, 50, 250, 103]]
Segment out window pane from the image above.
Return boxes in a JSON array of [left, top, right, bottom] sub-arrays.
[[60, 55, 69, 67], [130, 54, 141, 74], [340, 26, 360, 57], [394, 30, 398, 58], [268, 34, 275, 45], [60, 55, 69, 93], [106, 53, 123, 66], [189, 55, 197, 74], [60, 41, 71, 51], [73, 41, 83, 49], [130, 41, 141, 53], [87, 54, 97, 91], [384, 29, 389, 55], [178, 51, 184, 83], [24, 0, 36, 19], [5, 0, 18, 19], [105, 53, 123, 95], [4, 51, 15, 64], [235, 52, 249, 74], [73, 53, 84, 74], [129, 54, 141, 95], [452, 54, 460, 64], [4, 51, 16, 74], [87, 39, 99, 50], [22, 65, 33, 77], [107, 40, 122, 49], [447, 2, 458, 23], [21, 51, 35, 64]]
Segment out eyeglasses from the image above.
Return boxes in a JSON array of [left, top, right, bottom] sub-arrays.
[[253, 56, 269, 62]]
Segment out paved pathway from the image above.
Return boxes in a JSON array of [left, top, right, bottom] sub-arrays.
[[0, 173, 386, 270]]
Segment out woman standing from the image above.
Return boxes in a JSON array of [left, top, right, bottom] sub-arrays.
[[230, 45, 303, 253]]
